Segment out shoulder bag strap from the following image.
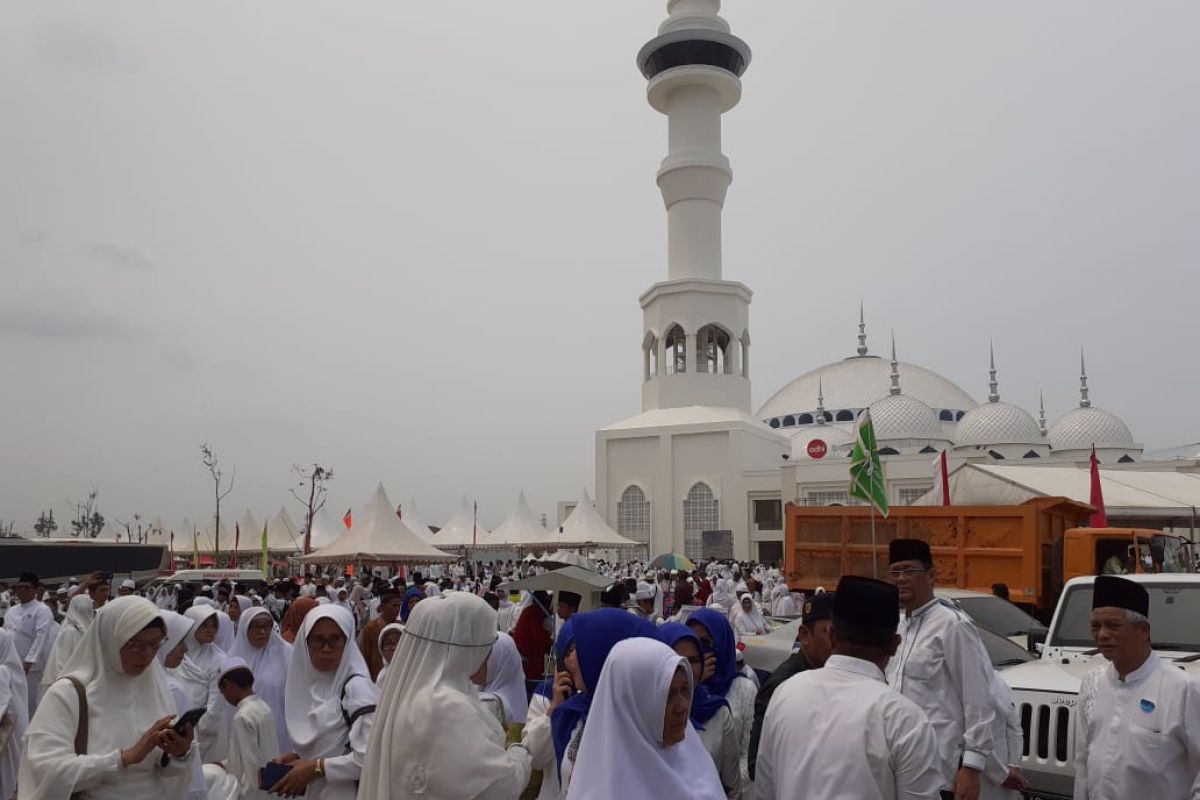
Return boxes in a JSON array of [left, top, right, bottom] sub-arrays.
[[65, 677, 88, 800]]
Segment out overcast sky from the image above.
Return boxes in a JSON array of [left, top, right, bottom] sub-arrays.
[[2, 1, 1197, 534]]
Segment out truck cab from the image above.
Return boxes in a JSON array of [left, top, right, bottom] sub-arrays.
[[1000, 574, 1200, 799], [1062, 527, 1196, 583]]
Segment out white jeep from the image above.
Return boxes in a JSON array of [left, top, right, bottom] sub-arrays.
[[1001, 574, 1200, 799]]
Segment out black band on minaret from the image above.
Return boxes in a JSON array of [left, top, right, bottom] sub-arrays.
[[640, 39, 747, 81]]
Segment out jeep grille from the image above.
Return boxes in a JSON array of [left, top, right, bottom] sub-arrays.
[[1019, 700, 1072, 763]]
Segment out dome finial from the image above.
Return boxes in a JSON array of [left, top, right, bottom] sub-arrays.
[[1038, 389, 1047, 436], [856, 300, 869, 357], [816, 377, 826, 425], [1079, 348, 1091, 408], [987, 341, 1000, 403], [889, 331, 901, 396]]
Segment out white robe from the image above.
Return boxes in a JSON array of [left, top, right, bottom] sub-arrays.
[[1073, 654, 1200, 800], [478, 632, 528, 725], [755, 654, 943, 800], [0, 629, 30, 800], [227, 694, 279, 800], [44, 594, 95, 687], [175, 606, 230, 763], [229, 607, 292, 755], [7, 599, 55, 717], [17, 596, 194, 800]]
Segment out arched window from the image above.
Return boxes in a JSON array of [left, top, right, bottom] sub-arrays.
[[955, 411, 966, 421], [782, 415, 795, 427], [682, 482, 719, 562], [664, 324, 686, 374], [988, 450, 1006, 460], [938, 410, 954, 422], [919, 446, 938, 454], [878, 447, 900, 456], [617, 485, 651, 560], [696, 324, 732, 375], [797, 413, 814, 425], [821, 412, 833, 423], [836, 410, 854, 422], [643, 332, 658, 382], [1023, 450, 1041, 459]]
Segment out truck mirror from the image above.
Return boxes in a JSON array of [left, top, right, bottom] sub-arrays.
[[1027, 626, 1048, 655]]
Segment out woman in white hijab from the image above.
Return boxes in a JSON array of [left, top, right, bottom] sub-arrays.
[[213, 610, 236, 653], [43, 593, 95, 686], [729, 596, 767, 636], [767, 583, 798, 617], [565, 637, 724, 800], [373, 622, 404, 688], [358, 592, 531, 800], [275, 604, 377, 799], [707, 579, 736, 616], [177, 605, 230, 763], [473, 631, 528, 727], [17, 596, 195, 800], [1, 628, 30, 800], [230, 606, 293, 754]]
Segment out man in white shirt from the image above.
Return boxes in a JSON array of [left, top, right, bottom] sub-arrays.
[[755, 575, 942, 800], [118, 578, 138, 597], [6, 572, 55, 718], [885, 539, 995, 800], [217, 656, 279, 800], [1073, 575, 1200, 800]]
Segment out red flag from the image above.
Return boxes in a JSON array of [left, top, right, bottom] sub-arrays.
[[1089, 446, 1108, 527], [169, 530, 175, 559], [343, 508, 353, 529], [233, 523, 240, 568]]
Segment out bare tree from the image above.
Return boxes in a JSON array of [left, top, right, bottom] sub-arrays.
[[69, 489, 105, 538], [0, 519, 20, 538], [34, 510, 57, 538], [290, 463, 333, 555], [200, 443, 235, 560], [114, 513, 146, 543]]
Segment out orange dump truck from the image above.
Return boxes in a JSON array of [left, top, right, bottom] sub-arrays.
[[780, 498, 1187, 619]]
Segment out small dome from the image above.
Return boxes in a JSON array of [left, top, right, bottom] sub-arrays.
[[869, 394, 948, 443], [1048, 406, 1135, 451], [955, 401, 1044, 447]]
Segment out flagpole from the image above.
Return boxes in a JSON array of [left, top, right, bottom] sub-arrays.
[[870, 503, 878, 579]]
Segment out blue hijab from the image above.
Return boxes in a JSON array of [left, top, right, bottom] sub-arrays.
[[658, 622, 728, 729], [549, 609, 657, 770], [400, 586, 425, 623], [686, 607, 742, 697]]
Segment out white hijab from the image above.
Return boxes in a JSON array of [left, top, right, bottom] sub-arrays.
[[565, 638, 724, 800], [43, 594, 95, 686], [175, 606, 225, 706], [478, 631, 527, 724], [284, 604, 376, 759], [0, 629, 30, 800], [18, 596, 177, 800], [213, 610, 235, 653], [230, 606, 292, 753], [373, 622, 405, 688], [359, 592, 515, 799], [731, 598, 766, 634], [156, 610, 196, 668]]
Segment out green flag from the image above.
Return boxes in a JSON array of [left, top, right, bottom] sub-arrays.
[[261, 520, 270, 578], [849, 408, 890, 517]]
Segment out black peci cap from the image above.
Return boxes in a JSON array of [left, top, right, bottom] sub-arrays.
[[1092, 575, 1149, 617], [888, 538, 932, 566], [801, 591, 835, 624], [833, 576, 899, 632], [18, 572, 39, 586]]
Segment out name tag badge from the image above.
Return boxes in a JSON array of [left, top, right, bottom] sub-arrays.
[[1139, 699, 1155, 713]]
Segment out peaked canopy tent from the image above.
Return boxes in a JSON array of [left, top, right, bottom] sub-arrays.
[[399, 501, 433, 540], [304, 507, 344, 552], [549, 489, 642, 550], [915, 463, 1200, 529], [431, 498, 492, 551], [265, 506, 304, 553], [195, 517, 234, 555], [302, 483, 454, 565], [486, 491, 559, 551]]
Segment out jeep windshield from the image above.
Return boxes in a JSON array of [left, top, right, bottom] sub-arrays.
[[1051, 582, 1200, 652]]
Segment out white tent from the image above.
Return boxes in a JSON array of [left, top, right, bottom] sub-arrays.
[[487, 491, 559, 551], [431, 497, 491, 550], [196, 516, 233, 555], [305, 507, 345, 552], [229, 510, 263, 554], [400, 500, 433, 540], [265, 506, 303, 553], [550, 489, 642, 549], [303, 483, 453, 564]]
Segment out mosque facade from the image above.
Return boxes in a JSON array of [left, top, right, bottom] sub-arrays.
[[593, 1, 1173, 564]]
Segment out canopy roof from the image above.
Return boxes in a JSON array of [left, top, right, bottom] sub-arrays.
[[431, 498, 491, 549], [487, 492, 558, 550], [305, 507, 344, 552], [302, 483, 453, 564], [552, 490, 642, 549], [501, 566, 613, 613], [265, 506, 304, 553], [915, 463, 1200, 523], [400, 501, 433, 541]]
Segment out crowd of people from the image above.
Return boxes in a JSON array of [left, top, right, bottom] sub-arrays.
[[0, 538, 1196, 799]]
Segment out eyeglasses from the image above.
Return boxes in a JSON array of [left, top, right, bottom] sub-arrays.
[[122, 636, 166, 655], [886, 567, 931, 579], [308, 634, 347, 651]]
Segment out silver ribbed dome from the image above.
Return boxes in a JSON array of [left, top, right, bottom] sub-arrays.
[[955, 401, 1045, 447], [1048, 406, 1134, 451], [868, 394, 948, 442]]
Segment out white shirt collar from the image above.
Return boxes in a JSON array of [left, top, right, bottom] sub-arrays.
[[1109, 652, 1158, 685], [905, 596, 940, 620], [826, 654, 886, 682]]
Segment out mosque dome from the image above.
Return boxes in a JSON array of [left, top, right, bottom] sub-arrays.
[[1048, 406, 1134, 451], [869, 393, 948, 443], [758, 312, 975, 429], [956, 402, 1045, 446]]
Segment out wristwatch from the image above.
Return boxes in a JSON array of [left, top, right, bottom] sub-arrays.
[[313, 759, 325, 779]]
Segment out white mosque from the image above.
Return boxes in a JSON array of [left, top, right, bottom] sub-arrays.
[[592, 0, 1190, 564]]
